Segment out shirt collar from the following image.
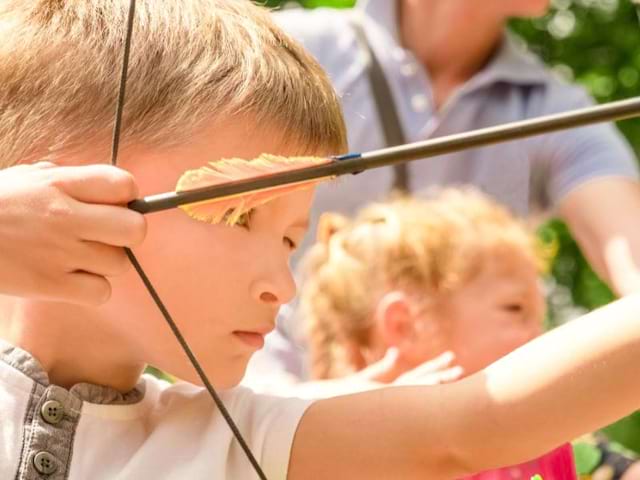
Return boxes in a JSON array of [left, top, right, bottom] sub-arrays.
[[357, 0, 400, 42], [474, 34, 551, 87], [357, 0, 550, 88], [0, 338, 145, 405]]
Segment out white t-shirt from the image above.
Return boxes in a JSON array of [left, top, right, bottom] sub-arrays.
[[0, 341, 312, 480]]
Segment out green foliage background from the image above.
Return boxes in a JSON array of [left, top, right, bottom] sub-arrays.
[[269, 0, 640, 455]]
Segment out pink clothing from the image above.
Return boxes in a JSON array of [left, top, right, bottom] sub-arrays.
[[464, 444, 576, 480]]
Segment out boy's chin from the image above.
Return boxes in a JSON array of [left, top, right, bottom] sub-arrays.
[[179, 363, 248, 391]]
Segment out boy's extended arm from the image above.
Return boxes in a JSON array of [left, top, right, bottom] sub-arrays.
[[288, 294, 640, 479]]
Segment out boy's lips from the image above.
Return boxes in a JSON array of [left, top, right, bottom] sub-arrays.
[[232, 325, 274, 350]]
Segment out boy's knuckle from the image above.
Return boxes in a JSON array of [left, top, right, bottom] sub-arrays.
[[128, 214, 147, 246], [44, 196, 74, 223], [43, 167, 67, 186], [89, 279, 112, 306], [108, 168, 138, 200]]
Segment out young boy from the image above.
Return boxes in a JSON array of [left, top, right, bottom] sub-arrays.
[[3, 1, 640, 479]]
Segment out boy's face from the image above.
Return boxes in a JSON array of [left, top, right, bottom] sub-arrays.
[[435, 249, 545, 376], [105, 120, 316, 388]]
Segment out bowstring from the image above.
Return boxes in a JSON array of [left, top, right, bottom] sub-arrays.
[[109, 1, 268, 478]]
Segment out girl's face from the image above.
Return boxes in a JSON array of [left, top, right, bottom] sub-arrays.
[[434, 250, 545, 376]]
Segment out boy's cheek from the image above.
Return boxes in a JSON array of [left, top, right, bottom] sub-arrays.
[[133, 212, 234, 283]]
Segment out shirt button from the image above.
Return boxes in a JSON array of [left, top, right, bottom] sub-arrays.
[[33, 451, 57, 475], [41, 400, 64, 425], [401, 63, 418, 77], [392, 47, 406, 62], [411, 94, 429, 112]]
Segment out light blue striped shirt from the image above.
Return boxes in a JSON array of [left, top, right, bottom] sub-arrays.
[[276, 0, 637, 218]]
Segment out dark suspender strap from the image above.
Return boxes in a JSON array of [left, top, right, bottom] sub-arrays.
[[351, 16, 409, 193]]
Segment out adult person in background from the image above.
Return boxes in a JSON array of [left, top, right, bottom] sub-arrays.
[[243, 0, 640, 386]]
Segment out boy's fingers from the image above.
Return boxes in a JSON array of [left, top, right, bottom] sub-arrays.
[[59, 272, 113, 306], [74, 202, 147, 247], [51, 164, 139, 205], [76, 242, 131, 277]]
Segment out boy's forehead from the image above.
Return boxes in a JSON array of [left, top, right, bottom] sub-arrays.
[[268, 187, 315, 227], [120, 121, 326, 197]]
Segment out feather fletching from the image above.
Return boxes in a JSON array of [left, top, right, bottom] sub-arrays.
[[176, 154, 331, 225]]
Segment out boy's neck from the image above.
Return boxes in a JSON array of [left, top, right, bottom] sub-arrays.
[[0, 296, 144, 392], [398, 1, 505, 108]]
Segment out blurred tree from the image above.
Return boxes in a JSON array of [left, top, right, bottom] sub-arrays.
[[268, 0, 640, 454], [511, 0, 640, 328]]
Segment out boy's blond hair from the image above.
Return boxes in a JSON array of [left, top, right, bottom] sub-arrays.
[[0, 0, 347, 166], [301, 188, 543, 379]]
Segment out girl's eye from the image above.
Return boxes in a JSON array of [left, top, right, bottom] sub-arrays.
[[284, 237, 297, 250]]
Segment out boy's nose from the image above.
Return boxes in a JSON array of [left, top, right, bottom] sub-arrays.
[[252, 264, 297, 306]]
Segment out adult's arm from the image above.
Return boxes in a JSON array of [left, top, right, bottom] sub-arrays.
[[559, 177, 640, 296], [529, 83, 640, 296]]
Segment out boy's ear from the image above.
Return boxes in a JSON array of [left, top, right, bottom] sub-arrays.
[[316, 212, 349, 244]]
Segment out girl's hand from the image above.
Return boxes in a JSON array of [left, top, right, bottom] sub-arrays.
[[356, 348, 463, 386], [393, 350, 464, 386], [0, 162, 146, 305]]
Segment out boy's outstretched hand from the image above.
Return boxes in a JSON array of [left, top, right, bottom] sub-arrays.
[[0, 162, 146, 305]]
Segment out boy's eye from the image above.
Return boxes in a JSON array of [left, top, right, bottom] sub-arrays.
[[284, 237, 297, 250], [502, 303, 524, 313], [229, 209, 254, 229]]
